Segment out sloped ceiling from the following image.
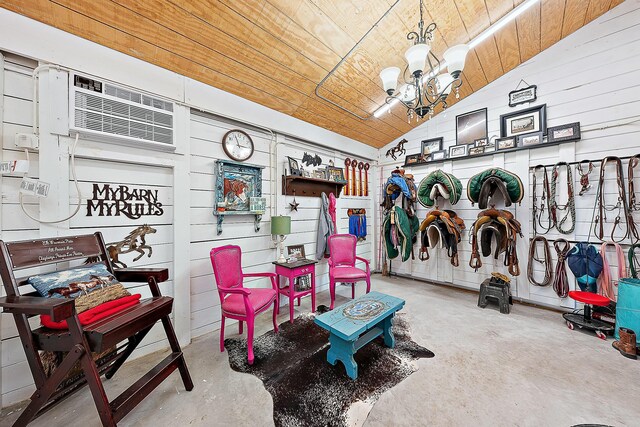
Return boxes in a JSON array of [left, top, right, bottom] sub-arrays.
[[0, 0, 624, 147]]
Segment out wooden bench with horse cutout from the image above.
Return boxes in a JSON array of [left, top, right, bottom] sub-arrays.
[[0, 232, 193, 426]]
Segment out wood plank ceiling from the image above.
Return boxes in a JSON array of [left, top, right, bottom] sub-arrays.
[[0, 0, 625, 148]]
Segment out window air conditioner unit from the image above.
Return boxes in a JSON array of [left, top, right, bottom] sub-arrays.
[[69, 74, 175, 150]]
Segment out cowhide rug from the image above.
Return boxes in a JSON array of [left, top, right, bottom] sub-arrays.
[[224, 312, 434, 427]]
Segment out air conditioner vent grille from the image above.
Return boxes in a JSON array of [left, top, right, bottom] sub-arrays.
[[104, 83, 173, 112], [74, 92, 173, 145]]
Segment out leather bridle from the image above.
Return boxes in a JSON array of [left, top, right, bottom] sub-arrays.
[[627, 155, 640, 242], [595, 156, 630, 243], [550, 162, 576, 234], [527, 236, 552, 287], [532, 165, 553, 235], [552, 239, 570, 298]]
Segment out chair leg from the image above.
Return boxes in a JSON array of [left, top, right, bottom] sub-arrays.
[[159, 315, 194, 392], [330, 277, 336, 310], [272, 299, 279, 333], [366, 276, 371, 293], [247, 317, 255, 365], [238, 320, 243, 335], [351, 283, 355, 299], [220, 316, 226, 352], [78, 344, 116, 426]]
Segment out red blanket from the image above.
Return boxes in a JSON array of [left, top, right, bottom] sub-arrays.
[[41, 294, 142, 330]]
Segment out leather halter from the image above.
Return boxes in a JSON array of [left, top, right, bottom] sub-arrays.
[[552, 239, 570, 298], [595, 156, 630, 243], [532, 165, 553, 235], [527, 236, 552, 287], [549, 162, 576, 234]]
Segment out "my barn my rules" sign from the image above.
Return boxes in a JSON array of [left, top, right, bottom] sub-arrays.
[[86, 184, 164, 219]]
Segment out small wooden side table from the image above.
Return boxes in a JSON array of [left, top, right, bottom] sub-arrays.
[[273, 259, 317, 323]]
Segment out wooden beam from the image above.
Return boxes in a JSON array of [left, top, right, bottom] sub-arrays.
[[541, 0, 567, 51]]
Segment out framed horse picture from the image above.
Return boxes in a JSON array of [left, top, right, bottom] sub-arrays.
[[214, 160, 264, 213]]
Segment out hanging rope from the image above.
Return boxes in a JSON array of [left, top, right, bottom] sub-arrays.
[[553, 239, 570, 298], [527, 236, 552, 286]]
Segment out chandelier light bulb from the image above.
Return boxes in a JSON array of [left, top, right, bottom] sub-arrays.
[[443, 44, 469, 79], [405, 43, 430, 77], [379, 67, 401, 95]]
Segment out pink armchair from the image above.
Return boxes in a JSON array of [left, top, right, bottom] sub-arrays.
[[328, 234, 371, 309], [210, 245, 279, 365]]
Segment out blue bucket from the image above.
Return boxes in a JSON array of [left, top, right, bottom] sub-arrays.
[[615, 278, 640, 344]]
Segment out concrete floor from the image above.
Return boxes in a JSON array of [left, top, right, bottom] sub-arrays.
[[2, 276, 639, 427]]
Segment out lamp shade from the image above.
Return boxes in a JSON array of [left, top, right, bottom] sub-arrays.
[[404, 43, 430, 76], [436, 73, 455, 95], [271, 215, 291, 235], [379, 67, 401, 95], [443, 44, 469, 77]]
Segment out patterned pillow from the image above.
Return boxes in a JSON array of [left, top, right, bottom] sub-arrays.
[[29, 264, 120, 299]]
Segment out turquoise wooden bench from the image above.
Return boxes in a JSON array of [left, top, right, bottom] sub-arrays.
[[314, 291, 405, 379]]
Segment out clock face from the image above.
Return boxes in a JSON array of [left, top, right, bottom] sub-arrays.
[[222, 130, 254, 161]]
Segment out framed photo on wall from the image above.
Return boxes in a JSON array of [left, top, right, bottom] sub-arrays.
[[468, 145, 485, 156], [325, 166, 346, 182], [404, 153, 422, 166], [288, 157, 301, 176], [547, 122, 581, 143], [496, 137, 516, 150], [421, 137, 444, 157], [500, 104, 547, 138], [449, 144, 467, 158], [518, 131, 544, 146], [430, 150, 446, 161], [456, 108, 488, 146]]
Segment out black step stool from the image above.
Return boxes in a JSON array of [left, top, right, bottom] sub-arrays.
[[478, 277, 512, 314]]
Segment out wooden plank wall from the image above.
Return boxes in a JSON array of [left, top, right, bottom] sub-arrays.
[[0, 56, 177, 406], [188, 112, 374, 339], [377, 0, 640, 309]]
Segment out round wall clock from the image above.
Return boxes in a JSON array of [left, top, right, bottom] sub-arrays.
[[222, 129, 254, 162]]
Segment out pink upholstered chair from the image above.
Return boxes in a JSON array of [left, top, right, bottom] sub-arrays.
[[328, 234, 371, 310], [210, 245, 279, 365]]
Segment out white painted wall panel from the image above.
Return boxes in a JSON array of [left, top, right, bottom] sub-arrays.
[[376, 0, 640, 309]]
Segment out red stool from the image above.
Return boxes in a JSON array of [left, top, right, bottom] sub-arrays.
[[563, 291, 614, 340]]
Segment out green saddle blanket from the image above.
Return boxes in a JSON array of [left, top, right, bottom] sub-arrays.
[[417, 170, 462, 207], [467, 168, 524, 208]]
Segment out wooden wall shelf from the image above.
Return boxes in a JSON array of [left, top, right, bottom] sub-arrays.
[[282, 175, 345, 198], [403, 138, 578, 168]]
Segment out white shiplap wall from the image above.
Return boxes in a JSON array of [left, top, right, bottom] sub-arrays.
[[0, 57, 179, 405], [188, 111, 374, 339], [377, 0, 640, 309]]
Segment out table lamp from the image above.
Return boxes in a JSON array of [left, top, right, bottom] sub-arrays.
[[271, 215, 291, 263]]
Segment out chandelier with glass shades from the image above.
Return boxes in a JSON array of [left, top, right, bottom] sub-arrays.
[[379, 0, 470, 122]]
